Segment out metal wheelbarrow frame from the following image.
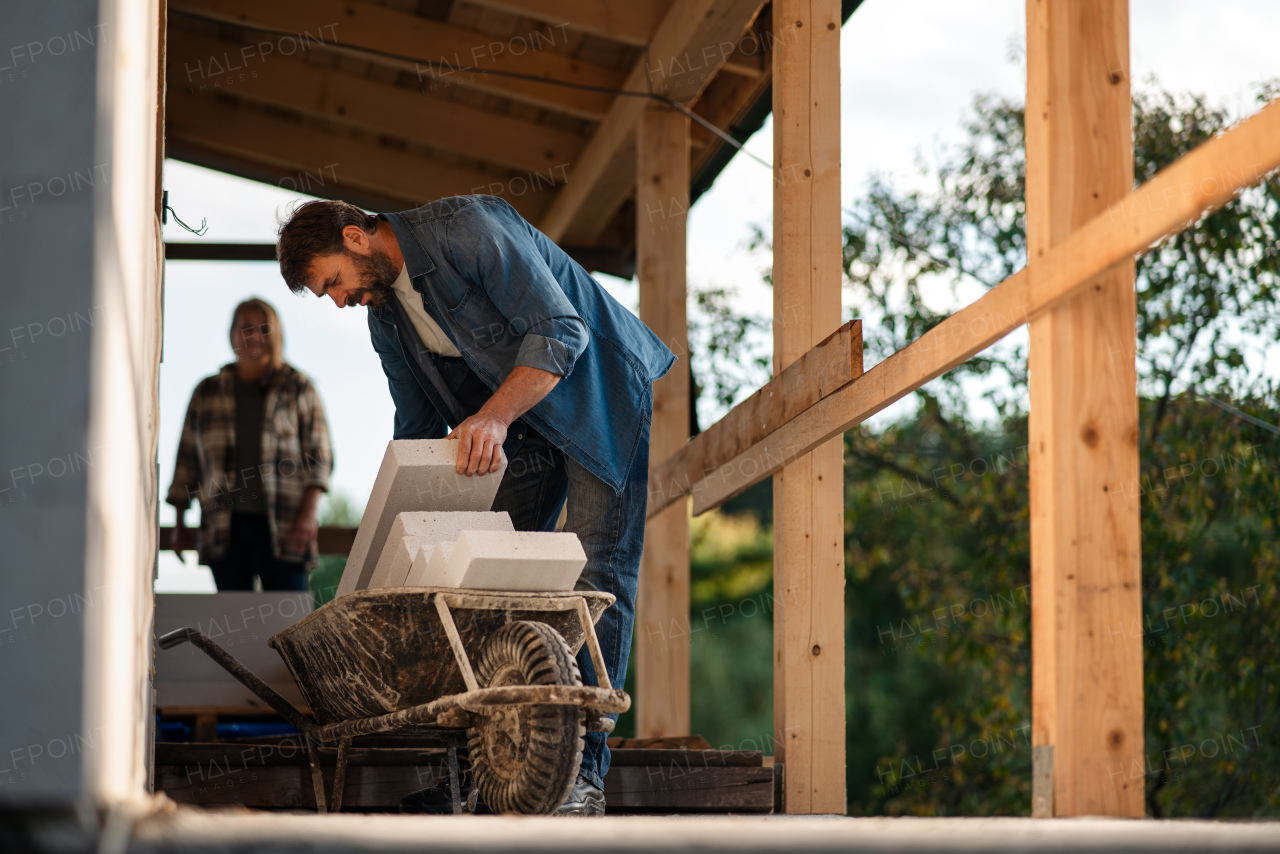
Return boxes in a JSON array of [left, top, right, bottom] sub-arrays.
[[158, 587, 630, 814]]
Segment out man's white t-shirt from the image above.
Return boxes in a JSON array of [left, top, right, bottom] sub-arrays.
[[390, 262, 461, 357]]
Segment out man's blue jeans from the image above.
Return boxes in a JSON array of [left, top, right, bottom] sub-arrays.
[[489, 404, 650, 790]]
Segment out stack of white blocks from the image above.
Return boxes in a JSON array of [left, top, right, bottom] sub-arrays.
[[336, 439, 586, 596]]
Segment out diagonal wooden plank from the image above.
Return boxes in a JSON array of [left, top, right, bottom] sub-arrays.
[[648, 320, 861, 517], [648, 96, 1280, 517], [170, 0, 623, 119], [167, 28, 586, 176]]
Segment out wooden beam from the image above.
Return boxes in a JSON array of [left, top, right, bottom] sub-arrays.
[[165, 90, 556, 222], [164, 243, 276, 261], [635, 107, 691, 740], [650, 96, 1280, 516], [461, 0, 671, 46], [539, 0, 766, 243], [771, 0, 845, 815], [166, 28, 587, 177], [648, 320, 861, 518], [1026, 0, 1142, 818], [170, 0, 622, 120]]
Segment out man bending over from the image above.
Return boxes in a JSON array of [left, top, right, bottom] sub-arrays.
[[276, 195, 673, 815]]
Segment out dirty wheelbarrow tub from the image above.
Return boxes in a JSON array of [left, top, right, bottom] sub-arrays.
[[157, 587, 629, 815]]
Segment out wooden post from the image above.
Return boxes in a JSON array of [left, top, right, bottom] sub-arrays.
[[772, 0, 846, 813], [1026, 0, 1144, 817], [636, 107, 691, 738]]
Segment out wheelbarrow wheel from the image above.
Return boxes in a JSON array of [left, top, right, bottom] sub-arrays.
[[467, 620, 585, 814]]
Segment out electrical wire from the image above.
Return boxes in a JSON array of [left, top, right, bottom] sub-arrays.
[[165, 201, 208, 236], [1195, 393, 1280, 436]]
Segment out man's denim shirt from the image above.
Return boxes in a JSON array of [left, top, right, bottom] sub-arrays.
[[368, 196, 675, 494]]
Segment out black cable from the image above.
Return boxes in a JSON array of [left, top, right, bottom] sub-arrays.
[[165, 201, 208, 236]]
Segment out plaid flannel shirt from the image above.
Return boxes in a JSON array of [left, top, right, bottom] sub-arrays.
[[167, 363, 333, 565]]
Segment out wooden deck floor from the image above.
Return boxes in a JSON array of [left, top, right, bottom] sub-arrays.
[[123, 810, 1280, 853]]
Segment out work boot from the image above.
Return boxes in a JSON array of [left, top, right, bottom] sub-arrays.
[[399, 780, 492, 815], [555, 775, 605, 816]]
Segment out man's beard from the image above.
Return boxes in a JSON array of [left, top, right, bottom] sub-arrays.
[[346, 246, 400, 308]]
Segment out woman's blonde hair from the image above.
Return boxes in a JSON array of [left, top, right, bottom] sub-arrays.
[[230, 298, 285, 370]]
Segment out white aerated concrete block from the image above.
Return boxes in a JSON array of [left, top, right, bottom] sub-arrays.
[[366, 536, 422, 590], [337, 440, 507, 596], [405, 541, 457, 587], [367, 511, 514, 589], [447, 530, 587, 592]]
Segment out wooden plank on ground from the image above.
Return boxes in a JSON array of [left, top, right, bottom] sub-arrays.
[[608, 734, 713, 750], [609, 749, 763, 767], [156, 763, 440, 809], [154, 743, 772, 812], [647, 319, 861, 517], [635, 107, 692, 740], [661, 95, 1280, 516], [154, 742, 446, 767], [603, 765, 774, 812], [1025, 0, 1143, 818], [770, 0, 846, 815]]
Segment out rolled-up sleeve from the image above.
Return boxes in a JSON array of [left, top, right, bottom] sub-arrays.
[[449, 200, 589, 378]]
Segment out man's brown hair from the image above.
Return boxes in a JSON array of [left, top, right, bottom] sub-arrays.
[[276, 200, 378, 294]]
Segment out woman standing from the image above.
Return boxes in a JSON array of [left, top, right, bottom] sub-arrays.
[[168, 298, 333, 591]]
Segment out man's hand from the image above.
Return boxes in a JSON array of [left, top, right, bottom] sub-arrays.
[[449, 412, 508, 476], [448, 365, 561, 476]]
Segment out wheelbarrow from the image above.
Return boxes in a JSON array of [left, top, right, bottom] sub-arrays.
[[157, 587, 629, 815]]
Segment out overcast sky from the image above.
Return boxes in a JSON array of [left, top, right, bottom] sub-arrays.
[[157, 0, 1280, 591]]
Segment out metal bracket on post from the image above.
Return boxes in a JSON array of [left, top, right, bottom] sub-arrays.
[[1032, 745, 1054, 817]]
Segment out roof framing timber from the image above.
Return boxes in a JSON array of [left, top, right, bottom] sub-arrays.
[[166, 89, 557, 222], [171, 0, 624, 120], [539, 0, 767, 243], [167, 27, 587, 177], [461, 0, 672, 47]]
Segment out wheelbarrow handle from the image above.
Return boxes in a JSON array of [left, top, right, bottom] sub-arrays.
[[157, 626, 316, 733], [158, 627, 196, 650]]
